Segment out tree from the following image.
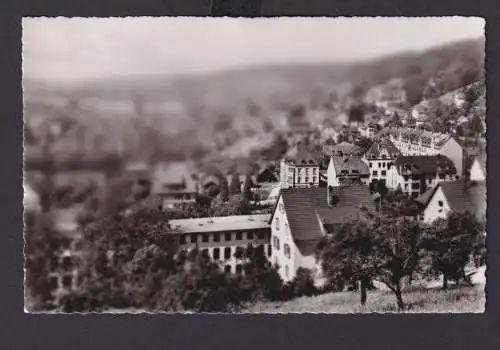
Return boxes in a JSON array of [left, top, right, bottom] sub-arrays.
[[318, 220, 380, 306], [233, 244, 284, 302], [318, 216, 422, 310], [218, 174, 230, 201], [242, 175, 254, 202], [229, 174, 241, 196], [290, 268, 316, 297], [421, 211, 483, 290], [348, 105, 365, 124], [371, 217, 422, 309], [24, 211, 68, 311], [60, 204, 179, 312], [210, 194, 251, 217], [469, 115, 484, 137]]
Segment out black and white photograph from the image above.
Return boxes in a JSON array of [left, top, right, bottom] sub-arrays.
[[22, 17, 486, 313]]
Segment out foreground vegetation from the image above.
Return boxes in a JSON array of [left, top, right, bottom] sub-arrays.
[[245, 284, 485, 313]]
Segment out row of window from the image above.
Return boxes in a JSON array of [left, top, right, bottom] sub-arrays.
[[369, 162, 392, 169], [204, 244, 271, 261], [296, 176, 317, 183], [179, 231, 267, 245], [372, 170, 387, 177], [296, 167, 318, 174]]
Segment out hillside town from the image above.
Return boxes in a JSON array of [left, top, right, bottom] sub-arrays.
[[23, 18, 486, 313]]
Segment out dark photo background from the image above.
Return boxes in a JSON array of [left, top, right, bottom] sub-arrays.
[[2, 1, 500, 350]]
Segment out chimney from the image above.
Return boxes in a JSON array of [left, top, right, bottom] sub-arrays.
[[327, 185, 340, 206]]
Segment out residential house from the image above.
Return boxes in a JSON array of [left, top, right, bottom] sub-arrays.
[[321, 126, 341, 145], [327, 155, 370, 187], [151, 162, 198, 209], [469, 157, 486, 182], [358, 124, 377, 139], [287, 108, 311, 135], [269, 185, 376, 282], [170, 214, 272, 274], [125, 161, 151, 194], [322, 137, 337, 156], [23, 182, 41, 213], [415, 180, 486, 224], [388, 127, 464, 175], [279, 145, 320, 189], [329, 141, 363, 157], [363, 138, 401, 185], [389, 155, 457, 198]]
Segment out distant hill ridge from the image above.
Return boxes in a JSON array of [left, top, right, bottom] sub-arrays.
[[24, 37, 484, 107]]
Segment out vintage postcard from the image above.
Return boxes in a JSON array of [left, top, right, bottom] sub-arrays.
[[23, 17, 486, 313]]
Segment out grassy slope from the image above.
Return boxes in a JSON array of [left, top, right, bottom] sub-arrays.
[[245, 285, 485, 313]]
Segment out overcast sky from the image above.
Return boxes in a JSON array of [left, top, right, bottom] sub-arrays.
[[22, 17, 484, 83]]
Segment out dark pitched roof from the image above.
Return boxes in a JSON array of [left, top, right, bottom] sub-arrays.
[[324, 138, 336, 145], [365, 139, 401, 159], [329, 142, 362, 156], [151, 162, 197, 194], [278, 185, 376, 242], [285, 143, 318, 165], [415, 186, 439, 206], [395, 155, 456, 175], [416, 180, 486, 220], [331, 156, 370, 176], [440, 180, 486, 219]]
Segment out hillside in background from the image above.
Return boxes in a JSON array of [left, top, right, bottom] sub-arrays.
[[23, 37, 485, 166]]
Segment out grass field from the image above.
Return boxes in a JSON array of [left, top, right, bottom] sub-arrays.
[[244, 284, 485, 313]]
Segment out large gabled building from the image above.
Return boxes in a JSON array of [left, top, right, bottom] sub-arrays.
[[269, 185, 376, 282], [387, 155, 458, 198], [327, 155, 370, 187], [387, 127, 465, 176], [363, 138, 401, 185]]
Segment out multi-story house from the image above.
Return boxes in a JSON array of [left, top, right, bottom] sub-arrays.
[[170, 214, 272, 274], [327, 155, 370, 187], [151, 162, 198, 209], [279, 145, 320, 189], [387, 155, 457, 198], [415, 179, 486, 224], [363, 138, 401, 185], [387, 128, 464, 176], [269, 185, 376, 282]]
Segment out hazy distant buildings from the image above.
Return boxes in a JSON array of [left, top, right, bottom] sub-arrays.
[[151, 162, 198, 209]]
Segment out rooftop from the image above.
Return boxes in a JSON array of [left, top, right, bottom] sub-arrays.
[[277, 185, 376, 242], [151, 162, 197, 194], [416, 180, 486, 221], [365, 138, 401, 159], [284, 143, 318, 166], [331, 156, 370, 176], [329, 142, 362, 156], [169, 214, 271, 234], [395, 155, 456, 175]]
